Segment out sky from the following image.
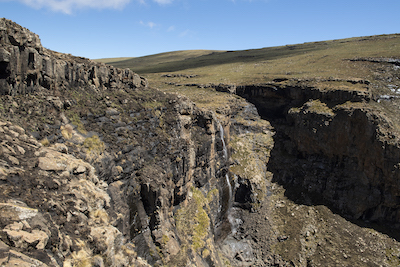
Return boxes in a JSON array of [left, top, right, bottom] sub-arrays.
[[1, 0, 399, 59]]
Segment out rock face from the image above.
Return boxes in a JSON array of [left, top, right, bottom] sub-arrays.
[[0, 18, 238, 266], [237, 81, 400, 224], [2, 18, 400, 267], [0, 18, 147, 96]]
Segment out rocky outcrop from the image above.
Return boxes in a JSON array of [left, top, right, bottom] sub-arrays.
[[0, 120, 139, 266], [0, 18, 147, 96], [350, 57, 400, 66]]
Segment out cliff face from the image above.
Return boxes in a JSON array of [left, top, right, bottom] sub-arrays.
[[0, 18, 239, 266], [237, 81, 400, 224], [0, 18, 147, 96], [1, 18, 400, 267]]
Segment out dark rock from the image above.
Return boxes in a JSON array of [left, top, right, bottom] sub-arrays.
[[0, 18, 147, 96]]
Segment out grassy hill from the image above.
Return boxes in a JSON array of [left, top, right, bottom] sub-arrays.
[[95, 34, 400, 110], [97, 50, 224, 73], [95, 57, 135, 64]]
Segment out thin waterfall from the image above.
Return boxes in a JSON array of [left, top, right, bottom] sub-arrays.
[[219, 123, 232, 201], [218, 122, 235, 233], [219, 123, 228, 159]]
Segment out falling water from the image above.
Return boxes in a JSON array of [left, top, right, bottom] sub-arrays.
[[219, 123, 228, 159], [219, 123, 232, 200], [218, 122, 235, 233]]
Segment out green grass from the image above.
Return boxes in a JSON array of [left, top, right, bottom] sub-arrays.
[[99, 34, 400, 85], [94, 57, 135, 64], [98, 34, 400, 117], [175, 187, 214, 252], [67, 112, 87, 134], [94, 50, 224, 73], [83, 135, 105, 154]]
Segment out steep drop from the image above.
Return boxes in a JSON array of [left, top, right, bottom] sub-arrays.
[[236, 82, 400, 227]]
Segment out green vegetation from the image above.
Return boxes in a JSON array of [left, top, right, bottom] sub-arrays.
[[304, 100, 335, 116], [206, 188, 219, 202], [95, 57, 135, 64], [61, 124, 73, 140], [83, 135, 105, 156], [96, 34, 400, 128], [40, 137, 50, 146], [98, 34, 400, 89], [175, 186, 216, 252], [66, 240, 93, 267], [229, 130, 274, 209], [67, 112, 87, 134], [385, 248, 400, 266], [161, 234, 170, 246], [95, 50, 223, 73], [289, 99, 336, 117], [142, 99, 164, 110]]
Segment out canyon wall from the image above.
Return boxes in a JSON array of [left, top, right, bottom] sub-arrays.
[[0, 18, 240, 266], [237, 81, 400, 224]]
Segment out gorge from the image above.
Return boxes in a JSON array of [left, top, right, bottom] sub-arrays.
[[1, 18, 400, 267]]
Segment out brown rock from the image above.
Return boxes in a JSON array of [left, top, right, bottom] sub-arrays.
[[38, 156, 66, 171], [3, 224, 49, 250]]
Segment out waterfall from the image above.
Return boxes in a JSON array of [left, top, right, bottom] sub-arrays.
[[218, 122, 235, 233], [219, 123, 228, 159], [219, 123, 232, 200]]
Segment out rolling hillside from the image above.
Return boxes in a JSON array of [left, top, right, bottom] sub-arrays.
[[97, 34, 400, 122], [96, 34, 400, 85]]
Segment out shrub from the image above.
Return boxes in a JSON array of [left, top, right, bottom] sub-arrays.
[[40, 137, 50, 146], [83, 135, 105, 154], [68, 112, 87, 134], [61, 124, 73, 140], [89, 209, 109, 224]]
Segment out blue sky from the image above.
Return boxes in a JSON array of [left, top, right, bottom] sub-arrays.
[[1, 0, 399, 59]]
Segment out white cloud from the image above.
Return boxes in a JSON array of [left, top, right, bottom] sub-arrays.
[[15, 0, 131, 14], [179, 30, 189, 37], [9, 0, 173, 13], [153, 0, 173, 4], [140, 20, 157, 29], [179, 29, 195, 38], [167, 26, 175, 32]]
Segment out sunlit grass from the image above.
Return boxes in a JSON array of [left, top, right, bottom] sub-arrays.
[[99, 34, 400, 112], [100, 34, 400, 85], [95, 57, 134, 64]]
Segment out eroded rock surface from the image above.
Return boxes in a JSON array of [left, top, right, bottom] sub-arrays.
[[0, 18, 238, 266], [0, 18, 147, 96]]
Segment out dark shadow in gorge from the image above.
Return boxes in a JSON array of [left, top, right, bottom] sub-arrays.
[[266, 123, 400, 242], [236, 85, 400, 242]]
